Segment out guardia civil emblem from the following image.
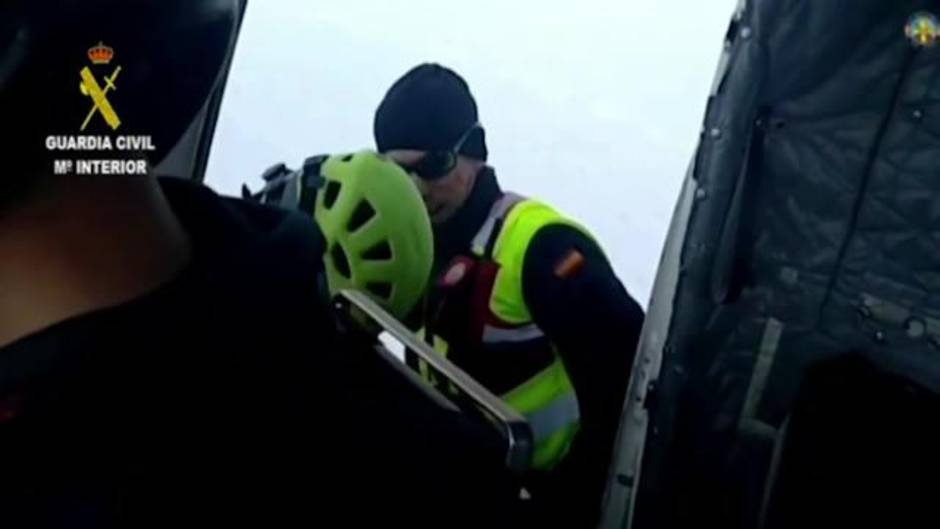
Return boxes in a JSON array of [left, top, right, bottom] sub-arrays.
[[79, 42, 122, 131]]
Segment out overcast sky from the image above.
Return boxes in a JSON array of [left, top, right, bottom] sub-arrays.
[[205, 0, 739, 304]]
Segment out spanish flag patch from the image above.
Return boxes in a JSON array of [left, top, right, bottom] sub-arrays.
[[553, 249, 585, 279]]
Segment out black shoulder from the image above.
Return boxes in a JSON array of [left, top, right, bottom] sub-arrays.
[[521, 224, 609, 297], [159, 177, 329, 312], [522, 223, 644, 327], [159, 177, 325, 259]]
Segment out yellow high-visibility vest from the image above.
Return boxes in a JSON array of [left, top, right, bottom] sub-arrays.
[[421, 193, 589, 471]]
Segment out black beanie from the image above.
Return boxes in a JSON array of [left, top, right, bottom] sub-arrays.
[[374, 63, 488, 161]]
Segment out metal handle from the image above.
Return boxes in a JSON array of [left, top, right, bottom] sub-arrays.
[[334, 289, 534, 474]]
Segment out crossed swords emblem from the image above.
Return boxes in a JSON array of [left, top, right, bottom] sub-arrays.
[[79, 65, 122, 131]]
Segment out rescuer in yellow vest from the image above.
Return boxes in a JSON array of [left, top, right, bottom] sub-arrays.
[[373, 63, 646, 527]]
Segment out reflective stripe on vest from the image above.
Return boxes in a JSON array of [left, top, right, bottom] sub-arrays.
[[527, 389, 580, 443], [501, 356, 580, 470], [482, 323, 544, 344], [471, 192, 526, 257]]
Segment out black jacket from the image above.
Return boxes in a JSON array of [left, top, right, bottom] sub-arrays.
[[0, 178, 519, 529], [432, 167, 646, 526]]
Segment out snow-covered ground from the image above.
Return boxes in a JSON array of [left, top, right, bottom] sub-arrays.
[[205, 0, 738, 305]]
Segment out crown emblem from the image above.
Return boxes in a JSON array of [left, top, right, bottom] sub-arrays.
[[87, 42, 114, 65]]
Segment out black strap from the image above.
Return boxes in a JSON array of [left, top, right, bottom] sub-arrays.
[[483, 217, 505, 261], [710, 106, 770, 304], [298, 155, 328, 213]]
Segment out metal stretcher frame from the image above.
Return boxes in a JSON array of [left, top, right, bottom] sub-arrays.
[[334, 289, 535, 475]]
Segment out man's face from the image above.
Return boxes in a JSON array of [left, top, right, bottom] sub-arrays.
[[385, 149, 475, 224]]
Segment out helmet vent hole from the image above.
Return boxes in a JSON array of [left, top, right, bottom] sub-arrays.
[[322, 181, 341, 210], [367, 282, 393, 300], [341, 154, 354, 162], [331, 244, 351, 279], [362, 241, 392, 261], [347, 200, 376, 233]]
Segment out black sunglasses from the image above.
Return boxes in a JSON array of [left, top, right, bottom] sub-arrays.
[[396, 123, 481, 181]]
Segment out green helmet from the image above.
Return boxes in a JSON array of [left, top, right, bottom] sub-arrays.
[[315, 150, 433, 319]]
